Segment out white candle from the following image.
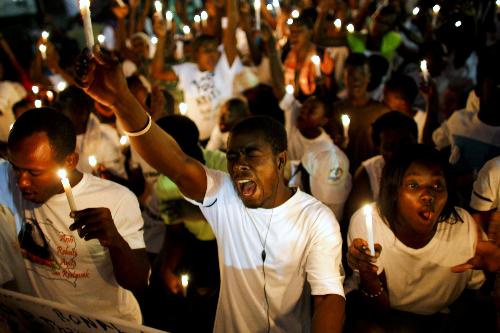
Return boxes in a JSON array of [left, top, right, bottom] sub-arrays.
[[57, 169, 77, 212], [254, 0, 261, 30], [46, 90, 54, 102], [115, 0, 126, 7], [272, 0, 281, 17], [34, 99, 42, 108], [80, 0, 95, 49], [200, 10, 208, 28], [165, 11, 173, 30], [363, 204, 375, 256], [285, 84, 294, 95], [194, 14, 201, 31], [175, 40, 184, 60], [420, 59, 429, 83], [346, 23, 355, 33], [154, 1, 163, 19], [41, 30, 50, 42], [39, 44, 47, 60], [221, 17, 228, 29], [341, 114, 350, 144], [432, 4, 440, 28], [334, 18, 342, 31], [181, 274, 189, 297], [32, 85, 39, 95], [179, 102, 187, 115], [311, 55, 321, 78]]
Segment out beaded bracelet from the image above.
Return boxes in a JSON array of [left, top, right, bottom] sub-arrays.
[[360, 285, 384, 298], [122, 114, 152, 137]]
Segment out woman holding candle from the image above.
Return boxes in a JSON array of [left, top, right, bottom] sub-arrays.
[[345, 144, 490, 332]]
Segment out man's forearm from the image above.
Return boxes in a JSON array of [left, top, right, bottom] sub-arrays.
[[312, 294, 345, 333], [108, 238, 150, 292]]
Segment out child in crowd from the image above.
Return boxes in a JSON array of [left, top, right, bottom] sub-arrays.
[[346, 144, 492, 332]]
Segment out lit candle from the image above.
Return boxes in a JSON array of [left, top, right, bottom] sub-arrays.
[[420, 59, 429, 83], [115, 0, 126, 7], [41, 30, 50, 42], [151, 36, 159, 45], [80, 0, 94, 49], [182, 25, 191, 39], [57, 169, 77, 212], [412, 7, 419, 16], [165, 11, 173, 30], [46, 90, 54, 103], [179, 102, 187, 115], [497, 0, 500, 7], [119, 135, 129, 146], [194, 14, 201, 31], [287, 18, 293, 25], [454, 20, 462, 28], [32, 85, 39, 95], [363, 204, 375, 256], [272, 0, 281, 17], [38, 44, 47, 60], [181, 274, 189, 297], [311, 55, 321, 78], [88, 155, 97, 169], [285, 84, 294, 95], [341, 114, 350, 144], [432, 4, 440, 28], [346, 23, 355, 33], [266, 4, 273, 11], [154, 1, 163, 19], [200, 10, 208, 28], [97, 34, 106, 45], [221, 17, 228, 29], [291, 9, 299, 18], [57, 81, 68, 92], [334, 18, 342, 32], [175, 40, 184, 60], [254, 0, 261, 30], [34, 99, 42, 108]]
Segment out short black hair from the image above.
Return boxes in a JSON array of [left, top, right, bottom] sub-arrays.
[[345, 52, 369, 68], [377, 144, 459, 229], [156, 115, 205, 164], [192, 34, 218, 55], [8, 108, 76, 162], [384, 74, 419, 105], [371, 111, 418, 147], [55, 85, 94, 115], [230, 116, 287, 155]]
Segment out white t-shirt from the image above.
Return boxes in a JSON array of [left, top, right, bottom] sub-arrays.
[[0, 204, 32, 294], [0, 162, 145, 323], [173, 50, 243, 140], [76, 113, 127, 178], [280, 93, 332, 161], [470, 156, 500, 212], [186, 168, 345, 332], [347, 204, 485, 315], [361, 155, 385, 200]]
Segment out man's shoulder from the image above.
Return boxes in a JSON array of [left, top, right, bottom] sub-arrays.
[[79, 174, 137, 202]]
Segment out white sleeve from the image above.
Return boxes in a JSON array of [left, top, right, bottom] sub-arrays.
[[112, 190, 146, 249], [432, 121, 451, 150], [306, 207, 345, 298], [183, 167, 226, 208], [279, 93, 301, 131], [470, 157, 500, 211]]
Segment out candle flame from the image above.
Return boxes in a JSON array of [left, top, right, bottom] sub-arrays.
[[97, 34, 106, 44], [166, 10, 173, 20], [200, 10, 208, 20], [181, 274, 189, 287], [287, 18, 293, 25], [266, 3, 273, 11], [341, 114, 350, 127], [34, 100, 42, 108], [194, 14, 201, 23], [183, 25, 191, 34], [38, 44, 47, 53], [291, 9, 299, 18], [273, 0, 280, 8], [32, 85, 39, 94], [179, 102, 187, 115], [412, 7, 419, 16], [57, 169, 68, 179], [432, 4, 440, 14], [346, 23, 355, 33], [41, 31, 50, 40], [88, 155, 97, 168], [363, 204, 372, 216], [334, 18, 342, 29], [154, 1, 162, 13], [285, 84, 294, 95], [311, 55, 320, 65], [420, 60, 428, 72], [119, 135, 128, 145], [80, 0, 90, 10], [254, 0, 261, 10]]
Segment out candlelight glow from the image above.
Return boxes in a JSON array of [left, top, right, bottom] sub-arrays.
[[311, 55, 320, 65], [154, 1, 162, 13], [287, 18, 293, 25], [455, 20, 462, 27], [57, 169, 68, 179], [334, 18, 341, 29], [179, 102, 187, 115], [341, 114, 350, 127], [266, 4, 273, 11], [32, 85, 39, 94], [41, 30, 50, 40], [80, 0, 90, 10], [120, 135, 129, 146], [97, 34, 106, 44], [151, 36, 158, 45], [34, 100, 42, 108], [38, 44, 47, 54], [88, 155, 97, 168], [286, 84, 294, 95], [183, 25, 191, 34], [200, 10, 208, 21], [346, 23, 355, 33], [57, 81, 68, 92], [194, 14, 201, 23], [166, 10, 173, 21], [432, 4, 440, 14], [412, 7, 419, 16], [181, 274, 189, 287], [291, 9, 299, 18]]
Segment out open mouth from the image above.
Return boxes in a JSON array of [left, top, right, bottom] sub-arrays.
[[418, 210, 433, 222], [236, 179, 257, 198], [21, 191, 35, 201]]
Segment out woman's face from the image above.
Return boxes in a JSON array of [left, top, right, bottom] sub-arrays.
[[396, 161, 448, 239]]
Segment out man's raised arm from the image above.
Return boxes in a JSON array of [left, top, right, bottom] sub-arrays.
[[76, 48, 207, 202]]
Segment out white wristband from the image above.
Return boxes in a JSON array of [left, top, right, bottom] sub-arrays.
[[122, 114, 152, 137]]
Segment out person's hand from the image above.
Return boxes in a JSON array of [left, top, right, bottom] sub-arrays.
[[260, 22, 276, 46], [162, 268, 184, 295], [153, 12, 167, 37], [347, 238, 382, 274], [69, 207, 123, 248], [75, 46, 130, 109], [150, 86, 167, 120], [112, 4, 129, 19], [452, 213, 500, 273], [239, 2, 251, 32], [129, 0, 139, 10]]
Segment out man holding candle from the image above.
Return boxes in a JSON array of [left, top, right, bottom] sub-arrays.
[[0, 108, 149, 323], [77, 45, 345, 332]]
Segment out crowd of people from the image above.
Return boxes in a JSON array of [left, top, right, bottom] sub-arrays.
[[0, 0, 499, 332]]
